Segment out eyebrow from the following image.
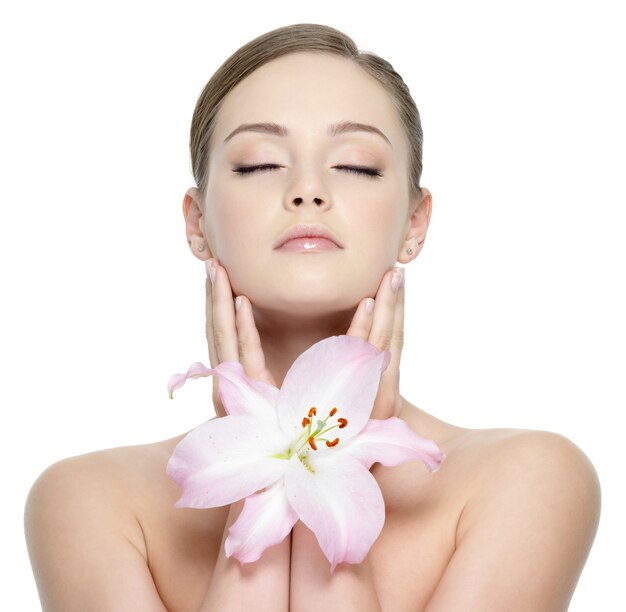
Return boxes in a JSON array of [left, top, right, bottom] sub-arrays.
[[223, 120, 392, 148]]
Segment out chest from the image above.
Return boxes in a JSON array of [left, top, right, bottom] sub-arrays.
[[144, 461, 462, 612]]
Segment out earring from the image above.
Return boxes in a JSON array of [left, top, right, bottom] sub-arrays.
[[407, 247, 413, 255], [197, 244, 205, 252]]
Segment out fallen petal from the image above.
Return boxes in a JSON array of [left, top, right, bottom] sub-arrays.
[[284, 452, 385, 574], [167, 415, 290, 508], [225, 481, 298, 564], [337, 417, 446, 472]]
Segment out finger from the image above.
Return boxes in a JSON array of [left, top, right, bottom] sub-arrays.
[[368, 267, 404, 352], [370, 267, 405, 419], [234, 295, 277, 387], [210, 262, 240, 363], [385, 268, 405, 379], [205, 266, 227, 417], [205, 275, 220, 369], [345, 297, 375, 340]]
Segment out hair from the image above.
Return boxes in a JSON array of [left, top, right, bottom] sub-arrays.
[[189, 23, 424, 201]]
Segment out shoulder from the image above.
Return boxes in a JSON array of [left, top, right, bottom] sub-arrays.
[[452, 427, 601, 543], [24, 440, 179, 611], [467, 428, 600, 505], [425, 428, 601, 611], [26, 442, 167, 518]]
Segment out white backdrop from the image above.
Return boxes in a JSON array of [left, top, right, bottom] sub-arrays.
[[1, 1, 623, 609]]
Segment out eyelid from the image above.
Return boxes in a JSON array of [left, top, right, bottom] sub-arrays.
[[232, 164, 383, 178]]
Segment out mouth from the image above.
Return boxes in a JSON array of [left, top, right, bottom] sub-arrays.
[[276, 237, 341, 252], [274, 223, 344, 250]]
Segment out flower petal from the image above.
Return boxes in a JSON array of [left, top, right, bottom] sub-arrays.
[[166, 415, 290, 508], [336, 417, 446, 472], [167, 361, 212, 398], [225, 481, 298, 564], [276, 335, 391, 444], [168, 360, 279, 423], [284, 452, 385, 573]]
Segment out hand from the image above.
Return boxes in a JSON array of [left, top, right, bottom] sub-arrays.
[[346, 266, 405, 420], [201, 258, 290, 612], [204, 258, 277, 417]]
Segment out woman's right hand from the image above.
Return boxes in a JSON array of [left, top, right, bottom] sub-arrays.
[[204, 257, 277, 417], [200, 257, 290, 612]]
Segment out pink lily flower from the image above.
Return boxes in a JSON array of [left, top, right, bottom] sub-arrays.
[[166, 335, 445, 573]]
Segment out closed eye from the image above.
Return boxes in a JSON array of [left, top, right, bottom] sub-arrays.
[[232, 164, 281, 175], [232, 164, 382, 178]]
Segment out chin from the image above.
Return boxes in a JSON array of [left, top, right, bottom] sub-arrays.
[[247, 282, 362, 315]]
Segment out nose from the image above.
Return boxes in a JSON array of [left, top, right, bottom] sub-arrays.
[[285, 164, 331, 210]]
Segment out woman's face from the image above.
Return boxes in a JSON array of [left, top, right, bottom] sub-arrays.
[[193, 52, 427, 317]]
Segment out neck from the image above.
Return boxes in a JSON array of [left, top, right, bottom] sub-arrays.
[[251, 303, 358, 388]]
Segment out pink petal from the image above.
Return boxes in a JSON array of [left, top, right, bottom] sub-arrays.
[[276, 335, 391, 445], [167, 362, 212, 398], [166, 415, 290, 508], [284, 452, 385, 574], [225, 481, 298, 564], [337, 417, 446, 472], [168, 361, 279, 423]]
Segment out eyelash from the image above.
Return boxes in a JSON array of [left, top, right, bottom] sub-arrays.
[[232, 164, 382, 179]]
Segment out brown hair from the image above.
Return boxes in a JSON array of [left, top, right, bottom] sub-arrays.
[[190, 23, 424, 200]]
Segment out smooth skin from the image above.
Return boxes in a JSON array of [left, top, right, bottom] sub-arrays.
[[24, 257, 602, 611], [25, 51, 601, 611]]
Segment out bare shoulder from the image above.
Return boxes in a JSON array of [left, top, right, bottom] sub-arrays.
[[24, 439, 181, 611], [457, 427, 601, 516], [425, 425, 602, 611]]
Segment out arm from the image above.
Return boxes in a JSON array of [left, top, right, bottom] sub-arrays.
[[25, 455, 291, 612], [197, 500, 291, 612], [290, 520, 381, 612], [424, 431, 601, 612], [25, 456, 168, 612]]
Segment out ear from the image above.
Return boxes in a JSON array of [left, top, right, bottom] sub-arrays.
[[397, 187, 433, 264], [183, 187, 215, 261]]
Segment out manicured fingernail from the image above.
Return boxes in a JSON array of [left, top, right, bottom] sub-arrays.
[[365, 298, 374, 315], [206, 260, 216, 286], [235, 296, 243, 311], [391, 267, 404, 293]]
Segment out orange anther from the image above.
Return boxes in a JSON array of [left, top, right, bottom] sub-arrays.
[[308, 436, 318, 451], [308, 407, 317, 418], [302, 417, 310, 428], [338, 418, 348, 428], [329, 407, 337, 416], [325, 438, 340, 447]]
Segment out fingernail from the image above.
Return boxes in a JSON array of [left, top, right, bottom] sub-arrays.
[[391, 267, 404, 293], [365, 298, 374, 315], [206, 260, 216, 286], [235, 296, 243, 311]]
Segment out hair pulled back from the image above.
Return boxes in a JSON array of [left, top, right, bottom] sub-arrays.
[[190, 23, 423, 199]]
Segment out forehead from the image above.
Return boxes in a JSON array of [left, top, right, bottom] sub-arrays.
[[212, 52, 404, 147]]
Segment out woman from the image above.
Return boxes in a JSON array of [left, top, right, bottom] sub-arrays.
[[24, 23, 601, 611]]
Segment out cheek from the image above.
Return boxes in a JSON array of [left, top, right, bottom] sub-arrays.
[[206, 181, 266, 256]]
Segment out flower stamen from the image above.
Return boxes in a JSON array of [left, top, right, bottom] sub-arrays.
[[292, 405, 349, 457]]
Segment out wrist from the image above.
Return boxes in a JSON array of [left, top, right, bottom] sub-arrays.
[[291, 520, 381, 612]]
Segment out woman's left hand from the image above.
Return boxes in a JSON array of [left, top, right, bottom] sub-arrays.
[[345, 265, 406, 420]]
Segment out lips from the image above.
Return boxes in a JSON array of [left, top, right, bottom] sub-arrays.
[[274, 223, 343, 249]]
